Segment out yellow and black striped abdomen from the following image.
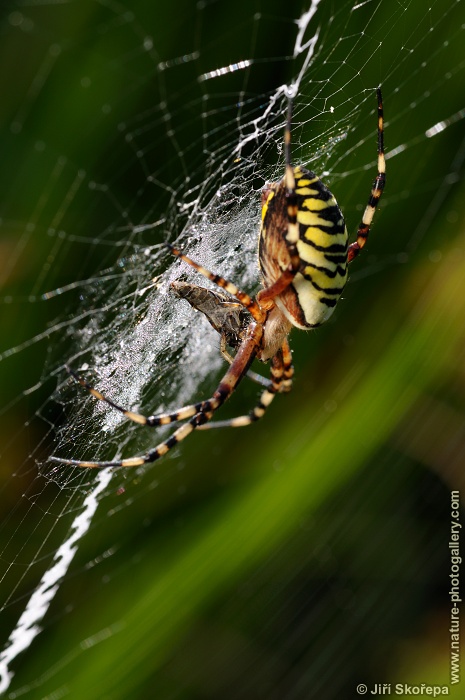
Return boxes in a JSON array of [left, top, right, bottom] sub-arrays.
[[260, 165, 348, 329]]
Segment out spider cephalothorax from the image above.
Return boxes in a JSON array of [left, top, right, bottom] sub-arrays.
[[50, 89, 385, 468]]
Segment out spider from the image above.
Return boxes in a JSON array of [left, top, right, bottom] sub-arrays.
[[50, 89, 385, 469]]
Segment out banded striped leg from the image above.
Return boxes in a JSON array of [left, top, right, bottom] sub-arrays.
[[220, 336, 271, 389], [64, 347, 271, 431], [49, 323, 263, 468], [348, 88, 386, 263], [280, 338, 294, 393], [198, 339, 294, 430], [62, 365, 220, 427], [257, 99, 301, 308], [167, 244, 264, 322]]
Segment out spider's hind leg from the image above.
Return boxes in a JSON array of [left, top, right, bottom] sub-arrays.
[[50, 322, 263, 468], [64, 365, 213, 427], [198, 339, 294, 430]]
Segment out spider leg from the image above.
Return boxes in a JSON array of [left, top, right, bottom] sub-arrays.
[[64, 359, 270, 431], [280, 338, 294, 393], [220, 335, 271, 388], [198, 339, 293, 430], [167, 244, 264, 322], [219, 333, 235, 364], [49, 323, 263, 468], [348, 88, 385, 263], [283, 96, 301, 249], [245, 369, 272, 389], [256, 98, 301, 308], [63, 365, 215, 427]]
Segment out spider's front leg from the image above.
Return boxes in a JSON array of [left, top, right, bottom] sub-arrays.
[[167, 244, 265, 322], [256, 110, 302, 310], [49, 322, 263, 468], [348, 88, 385, 262]]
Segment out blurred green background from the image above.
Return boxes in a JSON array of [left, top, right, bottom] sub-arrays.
[[0, 0, 464, 698]]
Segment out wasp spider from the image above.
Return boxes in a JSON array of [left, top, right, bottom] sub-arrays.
[[50, 89, 385, 468]]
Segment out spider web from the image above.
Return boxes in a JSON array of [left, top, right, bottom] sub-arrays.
[[0, 0, 464, 697]]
